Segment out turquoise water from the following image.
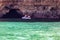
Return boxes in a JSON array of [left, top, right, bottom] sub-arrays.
[[0, 22, 60, 40]]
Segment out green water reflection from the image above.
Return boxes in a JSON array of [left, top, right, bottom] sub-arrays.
[[0, 22, 60, 40]]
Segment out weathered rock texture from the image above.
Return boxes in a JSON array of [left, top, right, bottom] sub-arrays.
[[0, 0, 60, 18]]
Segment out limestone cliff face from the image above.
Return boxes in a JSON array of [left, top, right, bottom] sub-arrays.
[[0, 0, 60, 18], [0, 0, 58, 12]]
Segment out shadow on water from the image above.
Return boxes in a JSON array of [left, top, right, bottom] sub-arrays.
[[0, 18, 60, 22]]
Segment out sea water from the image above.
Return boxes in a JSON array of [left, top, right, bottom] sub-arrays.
[[0, 22, 60, 40]]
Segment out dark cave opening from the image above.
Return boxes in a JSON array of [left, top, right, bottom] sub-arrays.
[[2, 9, 24, 18]]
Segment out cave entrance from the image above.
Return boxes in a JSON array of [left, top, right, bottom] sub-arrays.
[[2, 9, 24, 18]]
